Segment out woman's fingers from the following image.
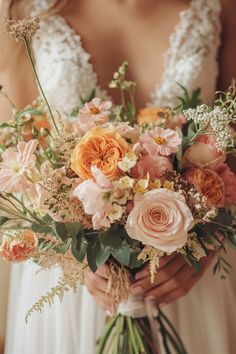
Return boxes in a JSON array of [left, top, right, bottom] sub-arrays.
[[131, 255, 186, 294], [143, 264, 194, 303], [95, 264, 110, 279], [85, 270, 109, 293], [135, 253, 177, 281], [157, 272, 203, 306], [144, 254, 214, 305], [84, 265, 115, 310]]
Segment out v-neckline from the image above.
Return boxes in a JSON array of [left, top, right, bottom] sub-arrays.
[[54, 0, 196, 106]]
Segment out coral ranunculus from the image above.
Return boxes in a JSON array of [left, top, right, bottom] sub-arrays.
[[182, 134, 226, 170], [0, 231, 37, 262], [215, 163, 236, 208], [126, 189, 194, 253], [71, 127, 129, 180], [137, 107, 168, 126], [185, 168, 225, 207]]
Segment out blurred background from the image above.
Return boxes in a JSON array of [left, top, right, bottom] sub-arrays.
[[0, 259, 10, 354]]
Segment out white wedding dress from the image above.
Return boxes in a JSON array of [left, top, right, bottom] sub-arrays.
[[4, 0, 236, 353]]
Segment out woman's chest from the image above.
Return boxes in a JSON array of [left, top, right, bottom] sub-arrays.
[[61, 0, 191, 107]]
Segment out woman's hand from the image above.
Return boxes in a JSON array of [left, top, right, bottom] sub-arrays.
[[84, 264, 113, 311], [131, 253, 214, 306]]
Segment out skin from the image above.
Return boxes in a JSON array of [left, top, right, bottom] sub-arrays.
[[0, 0, 236, 315]]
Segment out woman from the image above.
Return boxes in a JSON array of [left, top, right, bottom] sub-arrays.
[[1, 0, 236, 353]]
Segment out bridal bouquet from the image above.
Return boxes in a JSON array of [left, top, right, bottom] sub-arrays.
[[1, 18, 236, 354]]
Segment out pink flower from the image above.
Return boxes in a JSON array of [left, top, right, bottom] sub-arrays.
[[215, 163, 236, 208], [138, 127, 181, 157], [126, 189, 194, 253], [73, 166, 112, 229], [0, 140, 38, 193], [184, 168, 225, 208], [182, 134, 226, 170], [0, 231, 37, 262], [167, 113, 186, 130], [131, 154, 173, 180], [78, 97, 112, 133]]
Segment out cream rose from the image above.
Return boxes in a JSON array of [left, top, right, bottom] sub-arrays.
[[125, 189, 194, 253]]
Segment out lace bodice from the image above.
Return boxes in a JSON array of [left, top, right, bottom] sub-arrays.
[[30, 0, 221, 114]]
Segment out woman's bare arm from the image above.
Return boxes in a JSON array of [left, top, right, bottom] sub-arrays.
[[218, 0, 236, 90], [0, 2, 37, 121]]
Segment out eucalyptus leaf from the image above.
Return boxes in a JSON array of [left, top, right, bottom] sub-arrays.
[[99, 225, 123, 249], [112, 243, 131, 266], [87, 241, 99, 272], [71, 237, 88, 262], [96, 244, 111, 267], [52, 222, 68, 241], [65, 222, 81, 239], [31, 223, 53, 235]]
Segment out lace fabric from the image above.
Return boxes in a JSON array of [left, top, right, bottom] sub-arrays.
[[31, 0, 221, 113]]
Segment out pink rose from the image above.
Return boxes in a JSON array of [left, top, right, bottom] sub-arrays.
[[182, 134, 226, 170], [126, 189, 194, 253], [131, 154, 173, 180], [215, 163, 236, 208]]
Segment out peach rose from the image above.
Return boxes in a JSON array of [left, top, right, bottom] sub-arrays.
[[71, 127, 129, 180], [137, 107, 169, 126], [182, 134, 226, 170], [126, 189, 194, 253], [184, 168, 225, 207], [0, 231, 37, 262]]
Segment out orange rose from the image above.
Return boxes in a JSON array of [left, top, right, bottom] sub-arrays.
[[137, 107, 169, 126], [71, 127, 130, 180], [0, 231, 37, 262], [184, 168, 225, 207]]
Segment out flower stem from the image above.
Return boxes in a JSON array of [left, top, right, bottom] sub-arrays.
[[23, 37, 60, 135]]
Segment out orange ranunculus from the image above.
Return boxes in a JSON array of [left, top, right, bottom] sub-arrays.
[[0, 231, 37, 262], [137, 107, 169, 126], [71, 127, 130, 180], [184, 168, 225, 207]]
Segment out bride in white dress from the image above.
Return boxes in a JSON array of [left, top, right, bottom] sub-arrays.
[[1, 0, 236, 353]]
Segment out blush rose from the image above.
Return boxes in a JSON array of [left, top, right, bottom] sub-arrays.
[[125, 189, 194, 253]]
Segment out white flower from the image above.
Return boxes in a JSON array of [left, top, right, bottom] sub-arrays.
[[116, 176, 135, 189], [118, 152, 138, 172], [108, 203, 125, 222]]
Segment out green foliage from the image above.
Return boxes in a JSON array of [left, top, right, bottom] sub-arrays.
[[112, 242, 131, 266], [99, 224, 123, 249], [0, 216, 9, 227], [213, 255, 232, 279], [174, 84, 201, 111]]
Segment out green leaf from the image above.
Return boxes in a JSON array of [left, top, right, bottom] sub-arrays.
[[0, 122, 16, 129], [96, 244, 111, 267], [99, 225, 123, 249], [87, 241, 99, 272], [0, 216, 9, 227], [31, 223, 53, 235], [65, 222, 81, 239], [128, 250, 143, 269], [71, 236, 88, 262], [112, 243, 131, 266], [16, 108, 42, 119], [51, 222, 68, 241]]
